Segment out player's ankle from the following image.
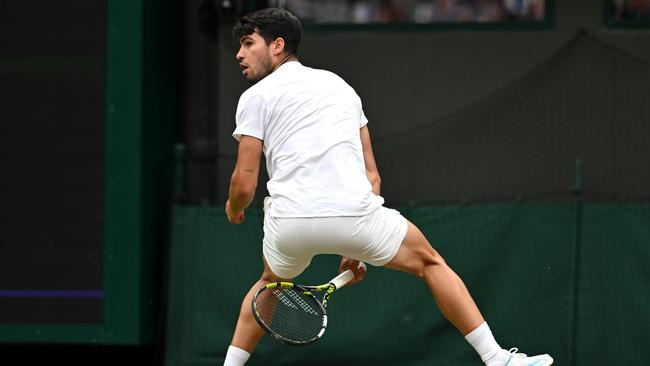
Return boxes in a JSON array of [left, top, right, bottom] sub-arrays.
[[464, 322, 502, 364], [223, 345, 250, 366]]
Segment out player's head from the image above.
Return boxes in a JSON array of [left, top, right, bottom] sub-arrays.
[[233, 8, 302, 83]]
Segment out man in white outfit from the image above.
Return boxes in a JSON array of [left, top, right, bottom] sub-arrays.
[[223, 8, 553, 366]]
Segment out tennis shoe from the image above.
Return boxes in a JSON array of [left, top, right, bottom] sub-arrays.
[[489, 348, 553, 366]]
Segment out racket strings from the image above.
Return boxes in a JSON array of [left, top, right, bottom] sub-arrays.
[[254, 287, 325, 343], [282, 289, 321, 316]]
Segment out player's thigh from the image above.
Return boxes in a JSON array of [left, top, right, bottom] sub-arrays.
[[260, 256, 292, 283], [384, 220, 443, 277]]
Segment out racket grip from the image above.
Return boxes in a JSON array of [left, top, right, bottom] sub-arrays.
[[330, 269, 355, 289]]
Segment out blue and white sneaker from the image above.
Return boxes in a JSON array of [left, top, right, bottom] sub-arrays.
[[494, 348, 553, 366]]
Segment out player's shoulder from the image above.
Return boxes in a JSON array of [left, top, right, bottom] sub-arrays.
[[238, 79, 269, 107], [309, 66, 346, 83], [239, 83, 261, 100], [304, 66, 357, 94]]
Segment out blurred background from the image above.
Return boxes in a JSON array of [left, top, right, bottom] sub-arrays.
[[1, 0, 649, 365]]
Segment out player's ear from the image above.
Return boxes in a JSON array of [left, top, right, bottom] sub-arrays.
[[272, 37, 285, 56]]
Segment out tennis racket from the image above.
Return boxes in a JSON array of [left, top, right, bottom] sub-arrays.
[[251, 269, 355, 346]]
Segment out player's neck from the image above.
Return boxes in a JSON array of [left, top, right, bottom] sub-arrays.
[[272, 54, 298, 72]]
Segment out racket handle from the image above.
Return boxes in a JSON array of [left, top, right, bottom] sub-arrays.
[[330, 269, 354, 289]]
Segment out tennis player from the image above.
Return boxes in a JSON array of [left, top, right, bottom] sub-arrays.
[[223, 8, 553, 366]]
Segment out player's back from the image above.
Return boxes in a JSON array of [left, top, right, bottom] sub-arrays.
[[234, 61, 383, 218]]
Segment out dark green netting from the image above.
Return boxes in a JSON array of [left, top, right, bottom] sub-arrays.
[[165, 203, 649, 366], [575, 203, 650, 365]]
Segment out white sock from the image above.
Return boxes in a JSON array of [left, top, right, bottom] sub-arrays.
[[223, 345, 250, 366], [464, 322, 502, 365]]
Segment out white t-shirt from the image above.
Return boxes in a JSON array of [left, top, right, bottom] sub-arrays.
[[233, 61, 384, 218]]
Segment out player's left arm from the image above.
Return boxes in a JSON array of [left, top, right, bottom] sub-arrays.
[[360, 125, 381, 195], [226, 135, 263, 224]]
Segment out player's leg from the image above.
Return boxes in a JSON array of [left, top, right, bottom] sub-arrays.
[[384, 220, 484, 335], [224, 258, 290, 366], [385, 220, 553, 366], [230, 258, 289, 351], [225, 202, 313, 366]]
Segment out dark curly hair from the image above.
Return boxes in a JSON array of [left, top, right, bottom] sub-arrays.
[[233, 8, 303, 56]]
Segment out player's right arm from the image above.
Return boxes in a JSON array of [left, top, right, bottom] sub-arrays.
[[226, 135, 263, 224], [360, 125, 381, 195]]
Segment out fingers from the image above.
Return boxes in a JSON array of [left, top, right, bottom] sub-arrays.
[[229, 211, 245, 224], [356, 261, 367, 277], [350, 261, 367, 285], [339, 257, 367, 286], [225, 200, 245, 224]]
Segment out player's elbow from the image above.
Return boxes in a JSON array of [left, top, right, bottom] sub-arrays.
[[370, 173, 381, 187], [366, 171, 381, 193]]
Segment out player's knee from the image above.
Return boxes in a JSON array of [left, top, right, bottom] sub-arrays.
[[417, 249, 446, 280]]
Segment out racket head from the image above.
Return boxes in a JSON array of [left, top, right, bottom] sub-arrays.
[[251, 282, 328, 346]]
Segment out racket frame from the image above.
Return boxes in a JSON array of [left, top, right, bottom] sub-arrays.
[[251, 282, 330, 346], [251, 269, 354, 346]]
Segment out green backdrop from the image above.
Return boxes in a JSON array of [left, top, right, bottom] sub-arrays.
[[164, 202, 649, 365]]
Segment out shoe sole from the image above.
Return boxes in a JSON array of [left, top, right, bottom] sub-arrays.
[[536, 358, 553, 366]]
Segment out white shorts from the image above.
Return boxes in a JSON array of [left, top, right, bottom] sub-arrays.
[[262, 197, 408, 279]]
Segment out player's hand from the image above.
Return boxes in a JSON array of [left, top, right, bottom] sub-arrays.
[[225, 199, 245, 224], [338, 257, 367, 286]]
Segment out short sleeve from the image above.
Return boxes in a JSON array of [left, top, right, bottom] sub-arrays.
[[360, 109, 369, 128], [233, 94, 266, 141], [356, 92, 368, 127]]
